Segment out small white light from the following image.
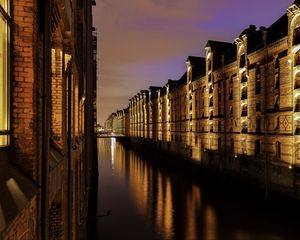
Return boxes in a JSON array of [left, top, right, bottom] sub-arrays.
[[288, 59, 292, 63], [289, 165, 292, 169]]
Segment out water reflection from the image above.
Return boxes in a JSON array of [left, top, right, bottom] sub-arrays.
[[92, 138, 300, 240]]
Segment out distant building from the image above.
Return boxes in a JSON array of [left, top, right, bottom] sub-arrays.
[[111, 1, 300, 197], [0, 0, 96, 239]]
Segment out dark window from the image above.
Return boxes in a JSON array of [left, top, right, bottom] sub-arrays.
[[218, 137, 222, 150], [274, 95, 279, 111], [209, 97, 213, 107], [295, 50, 300, 67], [293, 26, 300, 45], [255, 139, 260, 156], [295, 72, 300, 89], [218, 121, 222, 131], [241, 71, 247, 83], [296, 119, 300, 135], [240, 54, 246, 68], [208, 73, 212, 82], [296, 96, 300, 112], [241, 105, 247, 117], [210, 124, 213, 132], [241, 87, 247, 100], [242, 122, 247, 133], [256, 65, 261, 94], [195, 136, 198, 144], [229, 88, 233, 100], [256, 102, 261, 112], [256, 118, 261, 132], [229, 106, 233, 116], [276, 141, 281, 159]]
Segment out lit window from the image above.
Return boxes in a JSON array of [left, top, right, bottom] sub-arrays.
[[0, 0, 10, 147]]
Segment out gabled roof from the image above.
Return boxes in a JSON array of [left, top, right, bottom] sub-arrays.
[[267, 14, 288, 45], [187, 56, 206, 80], [206, 40, 233, 51]]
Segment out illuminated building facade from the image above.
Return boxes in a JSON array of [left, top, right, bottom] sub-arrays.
[[0, 0, 96, 239], [108, 1, 300, 196]]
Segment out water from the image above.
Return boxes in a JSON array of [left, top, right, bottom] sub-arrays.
[[88, 138, 300, 240]]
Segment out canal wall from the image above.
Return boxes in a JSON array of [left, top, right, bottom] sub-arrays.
[[127, 137, 299, 200]]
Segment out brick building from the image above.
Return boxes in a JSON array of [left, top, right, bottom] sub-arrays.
[[110, 1, 300, 198], [0, 0, 96, 239]]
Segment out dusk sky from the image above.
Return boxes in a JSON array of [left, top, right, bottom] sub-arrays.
[[93, 0, 292, 124]]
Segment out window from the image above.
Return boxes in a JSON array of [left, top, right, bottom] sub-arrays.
[[295, 50, 300, 67], [296, 95, 300, 112], [241, 71, 247, 83], [0, 0, 10, 146], [218, 137, 222, 150], [293, 26, 300, 46], [240, 54, 246, 68], [209, 97, 213, 107], [241, 121, 247, 133], [276, 141, 281, 159], [256, 65, 261, 94], [256, 102, 261, 112], [256, 118, 261, 132], [241, 104, 247, 117], [255, 139, 260, 156], [295, 71, 300, 89], [241, 87, 247, 100]]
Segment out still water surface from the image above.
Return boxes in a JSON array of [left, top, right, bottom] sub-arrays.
[[89, 138, 300, 240]]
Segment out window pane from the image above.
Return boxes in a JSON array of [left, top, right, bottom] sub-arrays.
[[0, 135, 8, 146], [0, 14, 8, 146], [0, 0, 8, 11]]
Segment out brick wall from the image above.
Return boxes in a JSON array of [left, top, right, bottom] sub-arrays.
[[49, 202, 63, 240], [11, 0, 43, 181]]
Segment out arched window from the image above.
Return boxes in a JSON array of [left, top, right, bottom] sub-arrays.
[[295, 71, 300, 89], [295, 118, 300, 135], [240, 53, 246, 68], [241, 87, 247, 100], [295, 50, 300, 67], [295, 95, 300, 112], [241, 71, 247, 83], [209, 96, 213, 107], [0, 0, 10, 146], [241, 121, 247, 133], [241, 104, 247, 117], [293, 26, 300, 46]]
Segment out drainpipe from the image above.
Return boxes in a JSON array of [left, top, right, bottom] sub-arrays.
[[41, 0, 51, 239]]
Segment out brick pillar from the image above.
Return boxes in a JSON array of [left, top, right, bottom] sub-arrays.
[[51, 48, 63, 147], [11, 0, 43, 181]]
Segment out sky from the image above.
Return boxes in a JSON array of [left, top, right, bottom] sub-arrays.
[[93, 0, 293, 125]]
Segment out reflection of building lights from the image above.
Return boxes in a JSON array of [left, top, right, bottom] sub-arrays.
[[235, 154, 237, 158]]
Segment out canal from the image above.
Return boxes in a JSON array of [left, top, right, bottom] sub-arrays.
[[88, 138, 300, 240]]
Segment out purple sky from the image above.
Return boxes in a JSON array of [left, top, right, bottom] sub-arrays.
[[93, 0, 292, 124]]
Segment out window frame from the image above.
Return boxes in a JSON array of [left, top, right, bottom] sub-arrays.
[[0, 1, 10, 147]]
